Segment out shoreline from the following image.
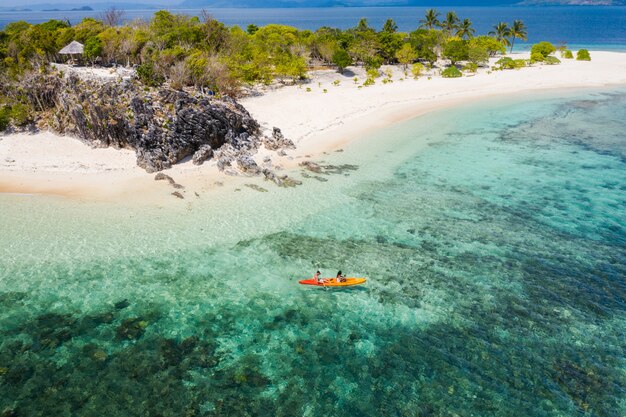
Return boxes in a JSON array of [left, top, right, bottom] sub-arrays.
[[2, 51, 626, 203]]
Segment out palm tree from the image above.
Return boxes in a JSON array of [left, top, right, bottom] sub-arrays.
[[440, 11, 460, 35], [382, 18, 398, 33], [419, 8, 440, 30], [508, 19, 528, 54], [489, 22, 511, 48], [456, 18, 475, 39]]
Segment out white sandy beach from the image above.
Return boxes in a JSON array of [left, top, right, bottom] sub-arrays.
[[2, 51, 626, 201]]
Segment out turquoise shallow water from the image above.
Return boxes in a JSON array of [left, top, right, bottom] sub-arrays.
[[1, 89, 625, 416]]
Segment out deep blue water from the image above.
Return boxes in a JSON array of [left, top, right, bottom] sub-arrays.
[[1, 6, 626, 49]]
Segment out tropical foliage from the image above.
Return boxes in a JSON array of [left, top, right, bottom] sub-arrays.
[[576, 49, 591, 61], [0, 8, 528, 129]]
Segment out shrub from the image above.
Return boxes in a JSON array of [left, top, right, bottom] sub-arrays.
[[443, 39, 469, 65], [10, 104, 30, 126], [136, 62, 164, 87], [561, 50, 574, 59], [544, 56, 561, 65], [366, 68, 380, 79], [469, 36, 506, 57], [411, 63, 425, 79], [496, 57, 526, 70], [0, 106, 10, 131], [441, 66, 462, 78], [463, 62, 478, 73], [467, 46, 489, 66], [332, 49, 352, 73], [364, 56, 383, 71], [83, 36, 103, 61], [513, 59, 527, 69], [530, 52, 545, 63], [530, 41, 556, 59], [577, 49, 591, 61]]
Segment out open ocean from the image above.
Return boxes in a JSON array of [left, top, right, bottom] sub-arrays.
[[1, 6, 626, 50], [1, 88, 625, 416]]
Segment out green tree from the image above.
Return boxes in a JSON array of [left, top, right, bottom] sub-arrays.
[[467, 46, 489, 66], [440, 11, 460, 35], [83, 36, 103, 62], [419, 9, 440, 30], [246, 24, 259, 35], [332, 49, 352, 73], [508, 20, 527, 54], [469, 36, 506, 57], [382, 18, 398, 33], [443, 39, 468, 65], [442, 66, 462, 78], [73, 17, 105, 43], [395, 43, 417, 70], [378, 30, 403, 63], [530, 41, 556, 59], [355, 18, 373, 33], [408, 29, 440, 65], [456, 19, 475, 40], [489, 22, 511, 49]]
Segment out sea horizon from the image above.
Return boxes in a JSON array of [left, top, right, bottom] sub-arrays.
[[2, 6, 626, 48]]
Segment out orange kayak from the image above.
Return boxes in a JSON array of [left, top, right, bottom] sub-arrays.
[[298, 277, 367, 287]]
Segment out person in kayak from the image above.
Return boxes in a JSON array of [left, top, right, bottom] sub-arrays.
[[336, 270, 346, 282], [314, 270, 323, 283]]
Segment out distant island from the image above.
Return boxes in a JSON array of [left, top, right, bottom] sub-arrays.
[[43, 6, 93, 11]]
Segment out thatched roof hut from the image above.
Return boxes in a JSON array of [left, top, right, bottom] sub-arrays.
[[59, 41, 84, 55]]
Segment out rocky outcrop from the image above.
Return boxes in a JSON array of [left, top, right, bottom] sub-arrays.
[[263, 127, 295, 150], [27, 73, 268, 173], [192, 145, 213, 165]]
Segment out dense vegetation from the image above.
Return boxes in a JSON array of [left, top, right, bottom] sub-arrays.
[[0, 8, 585, 132], [0, 10, 518, 91]]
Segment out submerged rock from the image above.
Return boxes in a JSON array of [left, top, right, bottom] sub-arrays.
[[244, 184, 268, 192], [299, 160, 322, 173], [116, 318, 148, 340], [262, 169, 302, 188]]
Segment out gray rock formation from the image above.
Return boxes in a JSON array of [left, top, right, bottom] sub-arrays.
[[28, 73, 262, 173], [237, 156, 262, 176], [263, 127, 295, 150], [192, 145, 213, 165]]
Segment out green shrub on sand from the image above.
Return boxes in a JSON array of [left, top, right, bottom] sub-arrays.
[[442, 66, 462, 78], [577, 49, 591, 61], [544, 56, 561, 65], [530, 41, 556, 59]]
